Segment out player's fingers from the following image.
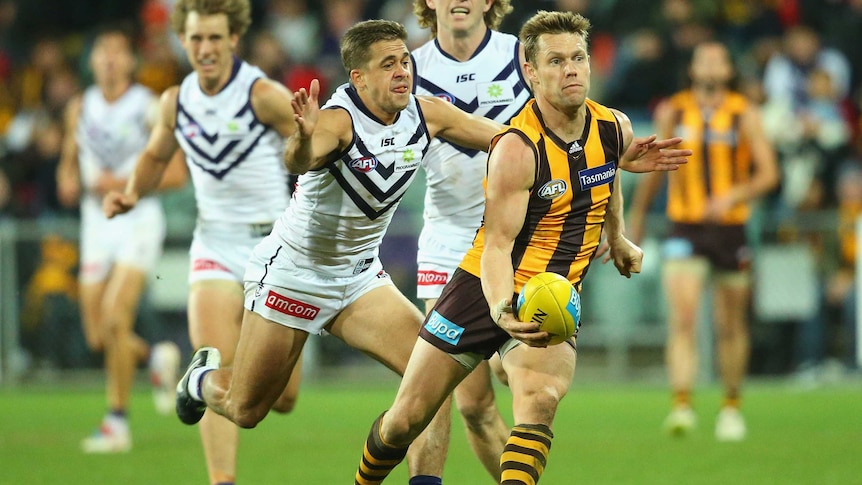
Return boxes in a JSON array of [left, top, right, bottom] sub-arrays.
[[633, 134, 657, 147], [309, 78, 320, 101], [652, 136, 684, 148]]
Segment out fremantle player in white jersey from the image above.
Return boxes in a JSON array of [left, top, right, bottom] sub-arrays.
[[102, 1, 301, 483], [56, 25, 187, 454], [410, 0, 527, 479], [174, 20, 504, 485]]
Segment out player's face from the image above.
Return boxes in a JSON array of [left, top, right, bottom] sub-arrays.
[[430, 0, 493, 36], [527, 33, 591, 113], [353, 39, 412, 120], [90, 33, 135, 86], [181, 11, 240, 94], [689, 43, 732, 89]]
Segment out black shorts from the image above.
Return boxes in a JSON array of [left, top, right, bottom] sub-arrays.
[[419, 268, 576, 359], [663, 223, 751, 272]]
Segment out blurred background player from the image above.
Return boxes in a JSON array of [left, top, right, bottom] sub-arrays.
[[410, 0, 531, 480], [102, 0, 302, 482], [55, 24, 187, 453], [627, 41, 779, 442]]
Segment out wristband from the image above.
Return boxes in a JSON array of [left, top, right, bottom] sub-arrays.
[[491, 298, 513, 325]]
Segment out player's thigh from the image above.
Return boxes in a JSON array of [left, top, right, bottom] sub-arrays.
[[188, 279, 244, 364], [662, 257, 709, 317], [327, 284, 424, 375], [489, 352, 508, 387], [230, 309, 308, 407], [713, 272, 751, 327], [502, 343, 576, 424]]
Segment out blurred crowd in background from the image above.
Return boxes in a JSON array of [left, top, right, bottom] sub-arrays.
[[1, 0, 861, 380]]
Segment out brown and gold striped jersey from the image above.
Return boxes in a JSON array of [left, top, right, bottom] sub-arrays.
[[665, 90, 753, 224], [459, 98, 623, 292]]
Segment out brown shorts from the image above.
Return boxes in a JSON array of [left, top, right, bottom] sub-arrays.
[[663, 223, 751, 272], [419, 268, 576, 360]]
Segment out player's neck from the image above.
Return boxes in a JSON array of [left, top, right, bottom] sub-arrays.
[[99, 79, 132, 103], [436, 25, 489, 62], [692, 83, 727, 110], [535, 96, 587, 143]]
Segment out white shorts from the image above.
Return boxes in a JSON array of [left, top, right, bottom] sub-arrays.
[[243, 235, 394, 335], [79, 197, 165, 284], [188, 221, 273, 284], [416, 225, 475, 300]]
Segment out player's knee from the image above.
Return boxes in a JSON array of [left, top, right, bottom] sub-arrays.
[[228, 399, 269, 429], [270, 393, 298, 414], [521, 385, 567, 422], [380, 408, 426, 446], [455, 392, 497, 430]]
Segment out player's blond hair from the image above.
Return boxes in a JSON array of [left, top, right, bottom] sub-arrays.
[[341, 20, 408, 72], [413, 0, 513, 37], [170, 0, 252, 36], [520, 10, 591, 64]]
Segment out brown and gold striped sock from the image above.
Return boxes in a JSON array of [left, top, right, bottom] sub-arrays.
[[355, 412, 408, 485], [500, 423, 554, 485]]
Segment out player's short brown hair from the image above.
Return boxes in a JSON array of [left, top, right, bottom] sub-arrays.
[[170, 0, 252, 37], [520, 10, 591, 65], [413, 0, 513, 37], [341, 20, 408, 73]]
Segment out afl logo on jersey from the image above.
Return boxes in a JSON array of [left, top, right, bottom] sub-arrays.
[[435, 93, 454, 103], [182, 122, 201, 139], [538, 179, 568, 200], [350, 156, 379, 173]]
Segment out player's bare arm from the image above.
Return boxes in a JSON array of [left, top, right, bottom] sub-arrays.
[[251, 78, 297, 140], [418, 95, 504, 152], [284, 78, 349, 174], [613, 108, 691, 173], [103, 87, 181, 218], [604, 174, 643, 278], [56, 95, 82, 208], [481, 132, 551, 347]]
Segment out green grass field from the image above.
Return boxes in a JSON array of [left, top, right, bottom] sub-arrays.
[[1, 377, 860, 485]]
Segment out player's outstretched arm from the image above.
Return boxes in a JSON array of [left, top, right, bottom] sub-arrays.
[[612, 108, 691, 173], [418, 95, 504, 152], [103, 87, 180, 218], [284, 79, 346, 175], [603, 174, 643, 278]]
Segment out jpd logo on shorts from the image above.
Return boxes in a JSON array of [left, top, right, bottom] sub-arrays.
[[424, 311, 464, 346]]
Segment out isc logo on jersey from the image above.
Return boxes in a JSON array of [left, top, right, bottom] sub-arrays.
[[578, 162, 617, 190], [350, 157, 378, 173], [538, 179, 568, 200]]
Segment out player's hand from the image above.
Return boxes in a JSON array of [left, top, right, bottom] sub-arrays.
[[619, 135, 691, 173], [605, 235, 643, 278], [291, 78, 320, 139], [102, 190, 138, 218], [703, 193, 736, 222], [494, 305, 551, 347], [93, 170, 122, 197]]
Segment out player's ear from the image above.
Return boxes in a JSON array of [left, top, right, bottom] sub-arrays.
[[349, 69, 365, 90]]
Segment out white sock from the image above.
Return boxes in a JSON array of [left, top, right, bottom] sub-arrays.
[[188, 367, 214, 402]]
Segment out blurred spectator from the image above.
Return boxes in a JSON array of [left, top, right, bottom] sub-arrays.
[[137, 0, 183, 94], [378, 0, 427, 50], [604, 28, 674, 121], [762, 25, 852, 108], [796, 163, 862, 380], [317, 0, 365, 92], [265, 0, 321, 65], [764, 68, 852, 215]]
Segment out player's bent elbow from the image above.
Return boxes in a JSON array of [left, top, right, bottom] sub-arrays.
[[270, 392, 298, 415]]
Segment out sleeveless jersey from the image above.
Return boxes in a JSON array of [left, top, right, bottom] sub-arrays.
[[665, 90, 753, 225], [273, 84, 431, 276], [77, 84, 155, 206], [412, 29, 531, 231], [175, 59, 289, 224], [459, 99, 624, 292]]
